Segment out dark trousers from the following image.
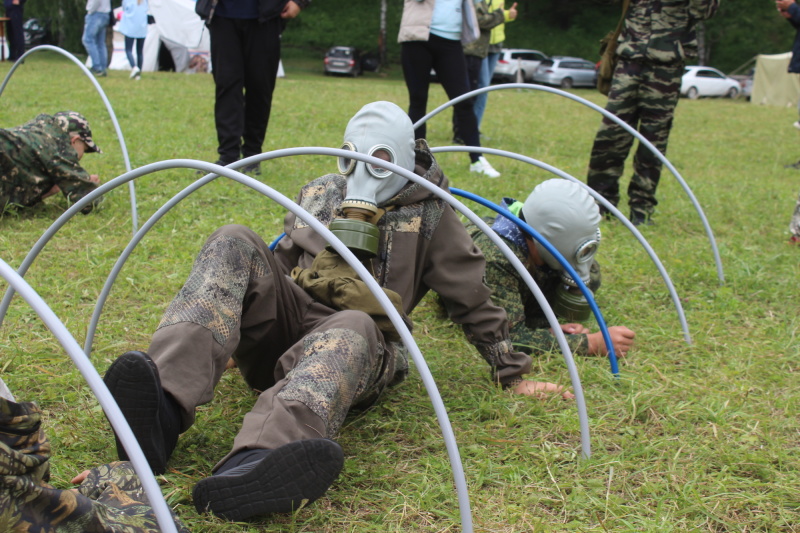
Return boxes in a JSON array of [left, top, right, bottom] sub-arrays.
[[401, 34, 481, 163], [453, 54, 482, 141], [209, 16, 281, 164], [5, 3, 24, 61], [124, 36, 145, 70]]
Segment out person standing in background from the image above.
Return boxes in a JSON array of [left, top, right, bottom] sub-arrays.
[[3, 0, 25, 61], [197, 0, 308, 174], [398, 0, 502, 178], [585, 0, 719, 227], [82, 0, 112, 77], [118, 0, 149, 80], [474, 0, 517, 132]]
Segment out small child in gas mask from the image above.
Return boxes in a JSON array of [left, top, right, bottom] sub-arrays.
[[469, 179, 636, 359]]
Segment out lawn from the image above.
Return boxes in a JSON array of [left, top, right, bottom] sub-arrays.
[[1, 52, 799, 532]]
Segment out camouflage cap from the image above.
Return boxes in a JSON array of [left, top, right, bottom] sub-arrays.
[[54, 111, 102, 153]]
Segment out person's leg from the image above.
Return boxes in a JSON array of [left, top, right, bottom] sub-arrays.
[[104, 225, 300, 473], [5, 3, 24, 61], [587, 59, 643, 211], [240, 17, 281, 168], [135, 38, 145, 70], [453, 54, 482, 144], [193, 308, 389, 520], [627, 63, 682, 221], [431, 36, 481, 161], [789, 190, 800, 243], [401, 40, 434, 140], [82, 13, 107, 74], [209, 16, 245, 164], [476, 52, 501, 128], [124, 36, 136, 68]]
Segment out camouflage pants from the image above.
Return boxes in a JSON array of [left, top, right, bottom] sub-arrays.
[[149, 225, 393, 471], [0, 397, 189, 532], [790, 190, 800, 238], [587, 59, 683, 215]]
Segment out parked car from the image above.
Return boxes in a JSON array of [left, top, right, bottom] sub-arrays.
[[324, 46, 361, 77], [729, 68, 754, 100], [680, 66, 740, 99], [532, 57, 598, 89], [492, 49, 549, 83]]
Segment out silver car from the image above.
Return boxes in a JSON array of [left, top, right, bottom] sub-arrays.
[[492, 48, 549, 83], [533, 57, 598, 89]]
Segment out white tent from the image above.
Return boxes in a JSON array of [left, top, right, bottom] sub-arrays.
[[751, 52, 800, 107], [109, 0, 210, 73]]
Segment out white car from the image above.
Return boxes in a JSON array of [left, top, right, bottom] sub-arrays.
[[492, 49, 549, 83], [680, 66, 741, 99]]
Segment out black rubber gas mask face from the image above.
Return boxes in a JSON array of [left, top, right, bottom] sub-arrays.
[[521, 179, 602, 322], [328, 101, 416, 258]]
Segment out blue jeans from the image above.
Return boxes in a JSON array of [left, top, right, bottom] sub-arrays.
[[474, 52, 502, 128], [82, 12, 109, 73]]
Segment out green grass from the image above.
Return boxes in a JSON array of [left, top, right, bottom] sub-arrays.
[[2, 52, 800, 532]]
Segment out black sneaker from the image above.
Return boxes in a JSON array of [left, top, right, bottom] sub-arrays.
[[630, 211, 654, 227], [103, 351, 180, 474], [193, 439, 344, 521], [241, 162, 261, 176], [197, 159, 236, 175]]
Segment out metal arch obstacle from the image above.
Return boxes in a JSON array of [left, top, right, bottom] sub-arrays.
[[2, 156, 476, 531], [1, 151, 596, 530], [450, 188, 619, 376], [437, 145, 692, 346], [0, 45, 139, 234], [413, 83, 725, 285], [0, 260, 180, 533]]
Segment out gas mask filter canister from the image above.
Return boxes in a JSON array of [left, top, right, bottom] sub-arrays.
[[520, 179, 602, 322], [328, 101, 416, 258]]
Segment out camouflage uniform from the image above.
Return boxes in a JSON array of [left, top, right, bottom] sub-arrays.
[[468, 201, 601, 357], [790, 191, 800, 239], [587, 0, 720, 218], [147, 141, 531, 472], [0, 113, 102, 214], [0, 396, 189, 532]]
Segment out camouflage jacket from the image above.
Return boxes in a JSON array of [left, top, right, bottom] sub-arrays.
[[275, 141, 533, 387], [0, 114, 101, 213], [463, 1, 506, 59], [468, 207, 601, 357], [0, 397, 189, 533], [617, 0, 720, 64]]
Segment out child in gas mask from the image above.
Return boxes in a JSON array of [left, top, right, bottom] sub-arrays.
[[469, 179, 636, 359], [101, 101, 566, 524]]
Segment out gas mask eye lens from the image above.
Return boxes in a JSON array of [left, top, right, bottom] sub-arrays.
[[367, 144, 395, 179], [576, 240, 598, 263], [337, 142, 357, 175]]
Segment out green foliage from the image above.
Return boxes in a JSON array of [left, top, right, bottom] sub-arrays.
[[25, 0, 87, 53], [2, 54, 800, 531]]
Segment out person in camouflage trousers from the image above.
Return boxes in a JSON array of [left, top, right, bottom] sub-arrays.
[[101, 101, 568, 525], [469, 180, 635, 359], [0, 377, 189, 533], [586, 0, 720, 226], [0, 111, 103, 214]]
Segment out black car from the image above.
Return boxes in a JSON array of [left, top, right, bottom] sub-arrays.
[[324, 46, 361, 77]]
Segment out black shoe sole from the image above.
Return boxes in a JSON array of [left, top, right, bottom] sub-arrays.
[[193, 439, 344, 521], [103, 351, 168, 474]]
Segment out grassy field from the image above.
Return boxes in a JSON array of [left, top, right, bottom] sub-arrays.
[[1, 53, 799, 532]]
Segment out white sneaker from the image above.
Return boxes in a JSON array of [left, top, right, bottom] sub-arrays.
[[793, 120, 800, 131], [130, 66, 141, 79], [469, 156, 501, 178]]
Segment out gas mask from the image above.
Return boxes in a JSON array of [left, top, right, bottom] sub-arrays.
[[328, 101, 416, 258], [520, 179, 602, 322]]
